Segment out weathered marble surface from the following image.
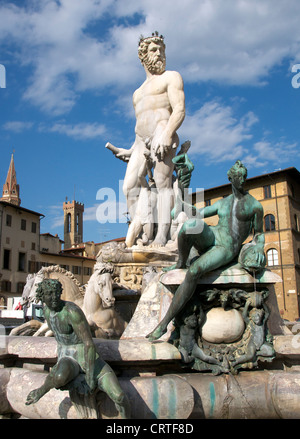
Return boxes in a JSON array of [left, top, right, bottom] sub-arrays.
[[3, 369, 194, 419], [0, 336, 181, 363], [1, 334, 298, 364], [121, 273, 175, 341], [201, 308, 245, 344], [121, 265, 287, 340], [2, 367, 300, 419], [274, 334, 300, 359], [186, 370, 300, 419], [160, 263, 282, 286], [98, 240, 178, 264], [1, 334, 300, 419]]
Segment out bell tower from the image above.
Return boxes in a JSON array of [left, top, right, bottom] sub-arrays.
[[1, 154, 21, 206], [63, 200, 84, 249]]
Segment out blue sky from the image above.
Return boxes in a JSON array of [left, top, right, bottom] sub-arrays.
[[0, 0, 300, 245]]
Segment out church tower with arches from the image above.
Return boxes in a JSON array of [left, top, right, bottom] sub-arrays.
[[63, 200, 84, 249]]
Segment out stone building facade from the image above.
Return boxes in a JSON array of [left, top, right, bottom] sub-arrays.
[[0, 201, 43, 307], [0, 156, 94, 309]]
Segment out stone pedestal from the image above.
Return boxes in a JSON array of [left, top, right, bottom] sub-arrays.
[[98, 241, 177, 292], [98, 242, 178, 326], [0, 262, 296, 419], [122, 263, 287, 340], [1, 335, 300, 419]]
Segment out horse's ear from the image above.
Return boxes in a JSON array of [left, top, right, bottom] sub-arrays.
[[107, 263, 114, 274], [94, 262, 114, 275]]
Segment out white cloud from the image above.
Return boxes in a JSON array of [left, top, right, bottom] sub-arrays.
[[113, 0, 300, 86], [178, 100, 299, 168], [243, 139, 299, 168], [3, 121, 34, 132], [47, 122, 106, 140], [50, 215, 64, 229], [1, 0, 300, 114], [178, 100, 258, 163], [0, 0, 119, 114], [3, 119, 107, 141], [42, 204, 64, 230]]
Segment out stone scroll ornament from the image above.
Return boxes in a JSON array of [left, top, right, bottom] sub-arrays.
[[170, 288, 275, 375]]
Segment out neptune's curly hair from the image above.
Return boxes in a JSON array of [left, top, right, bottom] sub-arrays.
[[227, 160, 247, 182], [36, 279, 63, 303], [138, 32, 165, 64]]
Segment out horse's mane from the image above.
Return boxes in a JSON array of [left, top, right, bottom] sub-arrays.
[[93, 262, 114, 275], [38, 265, 85, 300]]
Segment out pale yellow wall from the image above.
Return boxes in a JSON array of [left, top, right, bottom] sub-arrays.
[[0, 204, 40, 299], [0, 204, 94, 305], [40, 234, 62, 254]]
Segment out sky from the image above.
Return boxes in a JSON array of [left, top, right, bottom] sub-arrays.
[[0, 0, 300, 245]]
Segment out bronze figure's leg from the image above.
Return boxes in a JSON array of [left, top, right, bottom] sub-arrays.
[[148, 237, 230, 341], [98, 367, 131, 419], [26, 357, 80, 405]]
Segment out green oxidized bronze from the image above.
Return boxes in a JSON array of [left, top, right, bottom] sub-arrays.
[[147, 159, 274, 373], [147, 160, 266, 341], [26, 279, 130, 419]]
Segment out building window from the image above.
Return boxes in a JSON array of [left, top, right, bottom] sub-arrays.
[[61, 265, 70, 271], [291, 184, 295, 198], [295, 214, 299, 232], [84, 267, 92, 276], [267, 248, 279, 266], [1, 280, 11, 292], [17, 282, 26, 294], [31, 242, 36, 250], [263, 185, 271, 199], [67, 213, 71, 233], [6, 214, 12, 227], [31, 222, 37, 233], [3, 249, 10, 270], [28, 261, 43, 273], [28, 260, 36, 273], [72, 266, 81, 275], [264, 214, 276, 232], [76, 213, 80, 233], [205, 199, 211, 207], [21, 218, 26, 231], [18, 252, 26, 272]]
